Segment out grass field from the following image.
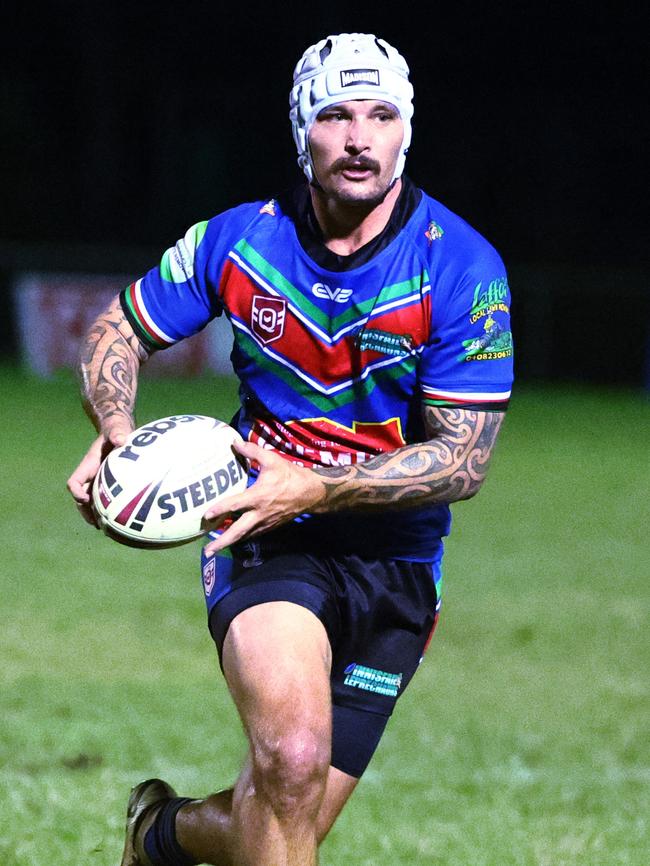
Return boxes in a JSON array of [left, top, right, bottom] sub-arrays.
[[1, 365, 648, 865]]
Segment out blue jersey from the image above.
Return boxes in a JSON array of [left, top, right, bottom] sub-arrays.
[[121, 181, 513, 560]]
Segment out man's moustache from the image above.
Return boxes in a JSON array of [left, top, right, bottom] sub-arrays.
[[332, 157, 380, 173]]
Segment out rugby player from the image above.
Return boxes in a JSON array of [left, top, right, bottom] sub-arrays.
[[67, 32, 513, 866]]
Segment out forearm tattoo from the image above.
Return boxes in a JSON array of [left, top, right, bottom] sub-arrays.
[[78, 296, 149, 431], [311, 407, 504, 511]]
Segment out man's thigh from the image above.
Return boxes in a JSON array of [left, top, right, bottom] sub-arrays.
[[222, 600, 333, 767], [204, 548, 440, 778]]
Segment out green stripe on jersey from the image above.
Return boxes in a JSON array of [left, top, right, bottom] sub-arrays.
[[121, 287, 168, 349], [234, 327, 417, 413], [235, 238, 427, 336], [160, 220, 209, 284]]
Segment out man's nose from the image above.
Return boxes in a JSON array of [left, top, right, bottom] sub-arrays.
[[345, 120, 370, 154]]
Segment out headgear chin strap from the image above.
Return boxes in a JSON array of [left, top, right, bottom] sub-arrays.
[[289, 34, 414, 184]]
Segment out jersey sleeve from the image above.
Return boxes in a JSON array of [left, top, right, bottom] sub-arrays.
[[419, 241, 514, 411], [120, 220, 217, 351], [120, 203, 261, 351]]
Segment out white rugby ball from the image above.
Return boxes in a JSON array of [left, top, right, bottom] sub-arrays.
[[92, 415, 248, 547]]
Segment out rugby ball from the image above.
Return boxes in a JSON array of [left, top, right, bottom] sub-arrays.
[[92, 415, 248, 547]]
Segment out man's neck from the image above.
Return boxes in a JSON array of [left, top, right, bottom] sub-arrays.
[[309, 179, 402, 256]]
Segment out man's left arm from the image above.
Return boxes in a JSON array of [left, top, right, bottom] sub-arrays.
[[203, 406, 504, 554], [311, 406, 504, 509]]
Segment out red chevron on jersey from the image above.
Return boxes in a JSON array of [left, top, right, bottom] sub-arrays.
[[249, 415, 406, 468], [222, 261, 356, 383], [220, 260, 430, 387]]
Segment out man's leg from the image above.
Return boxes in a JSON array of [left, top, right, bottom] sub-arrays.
[[179, 601, 345, 866], [176, 764, 357, 865]]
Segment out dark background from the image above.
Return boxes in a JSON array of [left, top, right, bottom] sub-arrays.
[[2, 1, 648, 385]]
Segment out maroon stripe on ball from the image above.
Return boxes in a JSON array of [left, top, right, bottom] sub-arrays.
[[114, 484, 151, 526], [99, 483, 111, 509], [131, 480, 164, 527]]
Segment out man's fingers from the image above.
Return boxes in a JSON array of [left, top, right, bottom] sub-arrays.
[[77, 501, 100, 528], [66, 475, 89, 502], [232, 438, 282, 470], [68, 426, 133, 530], [66, 458, 97, 503], [105, 422, 133, 450], [67, 433, 112, 526], [66, 471, 100, 527], [203, 510, 259, 556], [108, 430, 128, 448], [203, 491, 250, 523], [232, 438, 264, 458]]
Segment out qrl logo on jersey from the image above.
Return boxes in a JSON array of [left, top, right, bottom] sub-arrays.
[[312, 283, 353, 304], [203, 558, 216, 596], [251, 296, 286, 344]]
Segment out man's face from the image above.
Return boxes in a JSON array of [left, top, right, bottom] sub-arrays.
[[307, 100, 404, 206]]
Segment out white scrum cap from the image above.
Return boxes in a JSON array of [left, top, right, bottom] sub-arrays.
[[289, 33, 414, 184]]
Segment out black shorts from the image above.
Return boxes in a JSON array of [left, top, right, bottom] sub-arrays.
[[201, 541, 442, 778]]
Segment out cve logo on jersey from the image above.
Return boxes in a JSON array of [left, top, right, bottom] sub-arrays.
[[251, 295, 286, 344], [312, 282, 353, 303], [340, 68, 380, 87]]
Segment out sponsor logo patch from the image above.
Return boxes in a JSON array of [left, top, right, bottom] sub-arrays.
[[160, 222, 207, 285], [470, 278, 509, 318], [251, 295, 286, 344], [356, 327, 415, 357], [460, 277, 513, 361], [343, 663, 403, 697], [250, 416, 405, 468], [340, 68, 380, 87], [425, 220, 444, 243], [460, 316, 513, 362], [170, 240, 193, 281]]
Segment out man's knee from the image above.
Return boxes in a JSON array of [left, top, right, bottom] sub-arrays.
[[250, 727, 331, 819]]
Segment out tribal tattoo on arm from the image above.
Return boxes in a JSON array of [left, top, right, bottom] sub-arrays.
[[78, 295, 151, 433], [310, 407, 504, 512]]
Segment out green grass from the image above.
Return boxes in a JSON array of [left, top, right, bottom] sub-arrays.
[[1, 366, 648, 865]]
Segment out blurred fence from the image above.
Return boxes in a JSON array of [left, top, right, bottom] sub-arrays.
[[13, 272, 231, 377]]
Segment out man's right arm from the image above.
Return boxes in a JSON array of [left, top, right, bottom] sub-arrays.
[[79, 294, 150, 434], [67, 295, 150, 524]]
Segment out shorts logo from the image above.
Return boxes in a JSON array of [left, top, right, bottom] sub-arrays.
[[343, 663, 403, 697], [340, 68, 380, 87], [251, 296, 286, 344], [202, 557, 216, 596]]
